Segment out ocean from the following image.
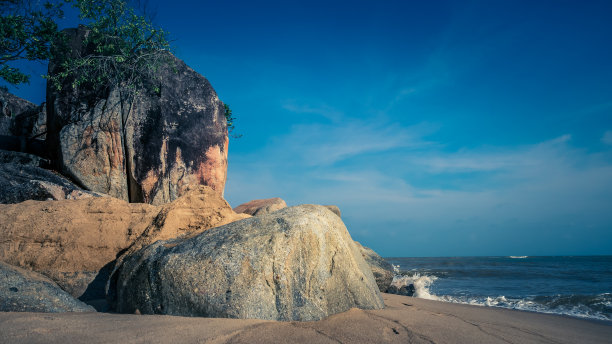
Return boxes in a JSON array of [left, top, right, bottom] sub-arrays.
[[385, 256, 612, 321]]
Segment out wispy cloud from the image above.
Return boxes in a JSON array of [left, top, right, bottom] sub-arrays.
[[282, 103, 344, 122], [225, 119, 612, 256], [260, 119, 436, 167]]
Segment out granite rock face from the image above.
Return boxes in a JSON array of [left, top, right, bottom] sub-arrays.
[[0, 196, 156, 300], [0, 88, 36, 136], [0, 150, 98, 204], [47, 26, 229, 204], [0, 261, 94, 313], [114, 205, 385, 321], [11, 104, 47, 140], [233, 197, 287, 216], [107, 186, 250, 303], [354, 241, 394, 293], [0, 185, 245, 306]]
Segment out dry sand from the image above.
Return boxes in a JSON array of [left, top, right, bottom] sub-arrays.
[[1, 293, 610, 344]]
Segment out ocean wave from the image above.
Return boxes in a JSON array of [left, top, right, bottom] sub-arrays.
[[390, 273, 439, 300], [390, 273, 612, 321], [509, 256, 528, 259]]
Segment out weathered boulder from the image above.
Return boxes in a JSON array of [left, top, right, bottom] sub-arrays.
[[0, 149, 47, 167], [11, 104, 47, 140], [233, 197, 287, 216], [47, 26, 229, 204], [354, 241, 394, 293], [0, 89, 36, 136], [324, 205, 341, 218], [0, 185, 245, 306], [0, 196, 156, 300], [0, 151, 99, 204], [0, 261, 94, 313], [387, 284, 415, 296], [114, 205, 385, 321], [107, 186, 250, 301]]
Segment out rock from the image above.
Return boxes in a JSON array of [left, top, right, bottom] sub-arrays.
[[47, 26, 229, 204], [354, 241, 394, 293], [0, 89, 36, 136], [107, 186, 250, 301], [233, 197, 287, 216], [386, 284, 415, 297], [0, 196, 156, 300], [0, 149, 47, 167], [0, 185, 245, 306], [0, 151, 99, 204], [114, 205, 384, 321], [0, 261, 94, 313], [11, 104, 47, 140], [401, 284, 416, 296], [324, 205, 341, 218]]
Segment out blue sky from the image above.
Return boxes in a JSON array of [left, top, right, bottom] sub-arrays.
[[5, 0, 612, 257]]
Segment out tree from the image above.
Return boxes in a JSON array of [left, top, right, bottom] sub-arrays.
[[0, 0, 64, 85], [46, 0, 171, 93], [1, 0, 239, 137]]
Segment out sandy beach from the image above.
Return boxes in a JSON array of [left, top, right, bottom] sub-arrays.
[[1, 293, 610, 344]]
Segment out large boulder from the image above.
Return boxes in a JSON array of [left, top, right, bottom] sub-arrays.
[[107, 186, 250, 302], [47, 26, 229, 204], [0, 88, 36, 136], [233, 197, 287, 216], [114, 205, 384, 321], [0, 185, 246, 306], [0, 196, 156, 300], [0, 261, 94, 313], [11, 104, 47, 140], [0, 150, 99, 204], [354, 241, 394, 293]]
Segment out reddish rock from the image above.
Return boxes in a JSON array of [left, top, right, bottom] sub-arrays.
[[0, 185, 246, 305], [46, 26, 229, 204], [233, 197, 287, 216]]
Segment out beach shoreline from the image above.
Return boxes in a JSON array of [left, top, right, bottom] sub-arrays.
[[1, 293, 610, 343]]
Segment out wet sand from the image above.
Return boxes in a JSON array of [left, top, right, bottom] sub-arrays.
[[1, 293, 610, 343]]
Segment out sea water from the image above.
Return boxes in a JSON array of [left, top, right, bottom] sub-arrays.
[[385, 256, 612, 321]]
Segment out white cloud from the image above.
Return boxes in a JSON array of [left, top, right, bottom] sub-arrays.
[[225, 120, 612, 256]]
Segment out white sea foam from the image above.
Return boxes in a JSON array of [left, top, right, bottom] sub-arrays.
[[390, 273, 439, 300], [390, 272, 611, 321], [437, 294, 612, 321], [509, 256, 528, 259]]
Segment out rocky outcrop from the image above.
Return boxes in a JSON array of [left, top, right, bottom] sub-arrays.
[[233, 197, 287, 216], [354, 241, 394, 293], [114, 205, 384, 321], [11, 104, 46, 140], [324, 205, 341, 218], [107, 186, 250, 302], [387, 284, 415, 296], [0, 150, 99, 204], [0, 90, 47, 157], [0, 88, 36, 136], [47, 26, 229, 204], [0, 149, 47, 167], [0, 196, 156, 300], [0, 261, 94, 313], [0, 185, 245, 305]]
